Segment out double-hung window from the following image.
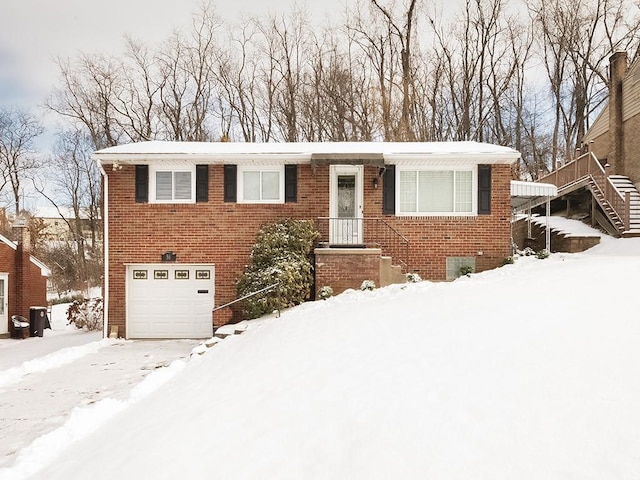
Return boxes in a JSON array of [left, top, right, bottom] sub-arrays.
[[150, 166, 195, 203], [238, 166, 284, 203], [398, 168, 474, 215]]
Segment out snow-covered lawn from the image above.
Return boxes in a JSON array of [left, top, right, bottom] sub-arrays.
[[3, 221, 640, 479]]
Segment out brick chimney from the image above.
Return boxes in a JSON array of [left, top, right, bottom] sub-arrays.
[[609, 51, 628, 176], [15, 225, 31, 317]]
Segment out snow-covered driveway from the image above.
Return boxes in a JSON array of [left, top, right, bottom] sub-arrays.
[[0, 310, 200, 473]]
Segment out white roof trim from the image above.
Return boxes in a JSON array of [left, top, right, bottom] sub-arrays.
[[94, 140, 521, 165], [0, 233, 51, 277]]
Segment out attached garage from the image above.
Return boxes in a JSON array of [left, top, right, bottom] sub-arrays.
[[126, 264, 215, 339]]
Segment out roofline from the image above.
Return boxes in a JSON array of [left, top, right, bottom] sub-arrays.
[[0, 233, 51, 276], [94, 141, 521, 165]]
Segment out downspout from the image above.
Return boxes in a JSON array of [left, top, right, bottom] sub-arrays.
[[97, 159, 109, 339]]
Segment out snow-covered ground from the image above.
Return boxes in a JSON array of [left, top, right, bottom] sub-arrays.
[[3, 219, 640, 479], [0, 306, 200, 475]]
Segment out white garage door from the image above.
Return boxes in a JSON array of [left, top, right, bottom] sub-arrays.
[[126, 264, 215, 339]]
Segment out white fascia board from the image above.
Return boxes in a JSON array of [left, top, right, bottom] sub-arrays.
[[383, 153, 520, 166]]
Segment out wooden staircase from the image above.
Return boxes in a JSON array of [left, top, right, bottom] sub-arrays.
[[538, 152, 640, 238]]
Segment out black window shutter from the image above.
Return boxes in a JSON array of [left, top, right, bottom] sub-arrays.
[[196, 165, 209, 202], [382, 165, 396, 215], [284, 165, 297, 203], [224, 165, 237, 202], [135, 165, 148, 203], [478, 165, 491, 215]]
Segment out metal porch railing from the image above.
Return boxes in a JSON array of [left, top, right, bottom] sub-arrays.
[[316, 217, 410, 269]]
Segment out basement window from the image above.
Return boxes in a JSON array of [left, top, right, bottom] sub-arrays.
[[446, 257, 476, 280]]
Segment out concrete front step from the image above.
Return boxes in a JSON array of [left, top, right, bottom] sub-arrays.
[[380, 256, 406, 287]]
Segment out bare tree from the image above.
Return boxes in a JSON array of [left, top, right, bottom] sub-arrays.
[[34, 128, 102, 289], [0, 106, 43, 215]]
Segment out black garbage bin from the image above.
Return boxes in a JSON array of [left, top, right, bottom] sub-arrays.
[[30, 306, 48, 337]]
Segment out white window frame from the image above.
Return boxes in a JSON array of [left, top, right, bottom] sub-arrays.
[[237, 165, 285, 204], [149, 165, 196, 204], [396, 166, 477, 216]]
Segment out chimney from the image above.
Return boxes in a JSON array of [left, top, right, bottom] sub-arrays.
[[14, 222, 31, 318], [609, 51, 628, 176]]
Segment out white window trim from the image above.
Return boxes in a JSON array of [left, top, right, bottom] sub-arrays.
[[149, 165, 196, 204], [237, 165, 285, 204], [396, 166, 477, 216]]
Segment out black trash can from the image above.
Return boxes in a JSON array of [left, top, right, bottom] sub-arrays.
[[30, 307, 48, 337]]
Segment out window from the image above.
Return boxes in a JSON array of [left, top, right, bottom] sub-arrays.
[[238, 166, 284, 203], [398, 168, 474, 215], [149, 167, 195, 203], [446, 257, 476, 280]]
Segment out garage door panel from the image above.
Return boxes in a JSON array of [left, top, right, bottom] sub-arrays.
[[126, 265, 214, 339]]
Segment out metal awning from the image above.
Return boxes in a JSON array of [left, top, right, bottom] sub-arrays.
[[310, 153, 385, 168], [510, 181, 558, 252], [510, 180, 558, 210]]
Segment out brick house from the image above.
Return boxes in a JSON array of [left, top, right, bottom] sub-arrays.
[[0, 228, 50, 338], [95, 141, 520, 339]]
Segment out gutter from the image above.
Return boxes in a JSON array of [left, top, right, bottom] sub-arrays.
[[97, 158, 109, 339]]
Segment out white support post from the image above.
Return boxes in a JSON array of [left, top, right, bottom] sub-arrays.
[[546, 197, 551, 252]]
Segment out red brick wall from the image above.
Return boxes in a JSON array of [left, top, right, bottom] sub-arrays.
[[315, 248, 381, 298], [106, 162, 513, 336], [0, 240, 48, 335]]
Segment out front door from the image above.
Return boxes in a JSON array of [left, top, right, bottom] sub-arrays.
[[0, 274, 8, 335], [330, 165, 364, 244]]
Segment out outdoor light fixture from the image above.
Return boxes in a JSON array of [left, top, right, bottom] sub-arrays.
[[161, 251, 177, 262], [373, 177, 379, 189]]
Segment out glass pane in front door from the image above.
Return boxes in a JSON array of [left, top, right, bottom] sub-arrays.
[[337, 175, 356, 218], [0, 279, 4, 316]]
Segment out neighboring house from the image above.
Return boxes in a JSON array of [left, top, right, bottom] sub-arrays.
[[537, 50, 640, 237], [584, 51, 640, 189], [0, 227, 51, 338], [95, 141, 520, 339], [33, 206, 93, 242]]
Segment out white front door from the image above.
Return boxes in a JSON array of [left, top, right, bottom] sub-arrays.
[[0, 274, 8, 335], [330, 165, 364, 244]]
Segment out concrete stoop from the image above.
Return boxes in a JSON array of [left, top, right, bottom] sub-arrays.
[[380, 256, 406, 287]]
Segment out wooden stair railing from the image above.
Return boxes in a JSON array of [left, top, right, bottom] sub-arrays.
[[537, 152, 630, 234]]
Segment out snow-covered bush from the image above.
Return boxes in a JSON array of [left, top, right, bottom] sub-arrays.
[[67, 297, 103, 331], [318, 286, 334, 300], [503, 256, 515, 265], [360, 280, 376, 291], [459, 265, 474, 277], [536, 249, 550, 259], [237, 219, 320, 319], [406, 272, 422, 283]]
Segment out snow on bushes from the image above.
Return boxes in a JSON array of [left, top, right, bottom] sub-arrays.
[[67, 298, 103, 331], [237, 219, 319, 319]]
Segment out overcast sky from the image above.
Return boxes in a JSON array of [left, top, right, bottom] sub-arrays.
[[0, 0, 339, 109]]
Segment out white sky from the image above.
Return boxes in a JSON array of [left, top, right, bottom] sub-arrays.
[[0, 0, 341, 108]]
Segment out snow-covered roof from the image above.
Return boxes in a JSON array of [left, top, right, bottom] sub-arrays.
[[94, 140, 521, 165], [34, 206, 90, 220], [0, 233, 51, 276]]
